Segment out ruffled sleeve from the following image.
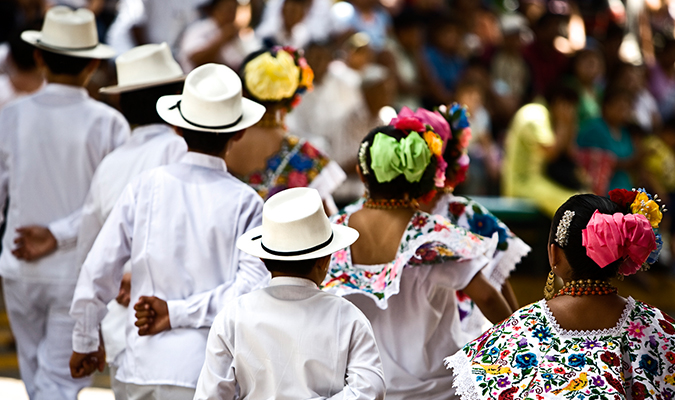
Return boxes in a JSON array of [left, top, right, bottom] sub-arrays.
[[322, 200, 498, 309]]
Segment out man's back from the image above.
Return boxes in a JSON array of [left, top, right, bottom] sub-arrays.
[[0, 83, 129, 282], [195, 276, 385, 400]]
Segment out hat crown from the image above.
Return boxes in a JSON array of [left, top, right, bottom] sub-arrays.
[[180, 64, 243, 128], [115, 43, 183, 89], [40, 6, 99, 50], [261, 188, 332, 254]]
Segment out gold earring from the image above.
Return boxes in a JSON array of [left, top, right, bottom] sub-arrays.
[[544, 270, 556, 300]]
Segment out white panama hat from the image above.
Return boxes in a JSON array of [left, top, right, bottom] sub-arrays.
[[21, 6, 115, 59], [100, 43, 185, 94], [237, 188, 359, 261], [156, 63, 266, 133]]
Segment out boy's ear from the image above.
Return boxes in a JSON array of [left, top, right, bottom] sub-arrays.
[[174, 126, 184, 137], [231, 129, 246, 142]]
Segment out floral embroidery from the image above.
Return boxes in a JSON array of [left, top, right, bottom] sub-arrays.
[[446, 299, 675, 400], [321, 199, 495, 308], [236, 135, 330, 200]]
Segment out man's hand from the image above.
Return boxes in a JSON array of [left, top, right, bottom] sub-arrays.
[[12, 226, 57, 261], [70, 346, 105, 378], [116, 273, 132, 307], [134, 296, 171, 336]]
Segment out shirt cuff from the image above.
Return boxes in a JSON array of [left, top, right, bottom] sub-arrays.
[[167, 299, 189, 329], [72, 332, 100, 354], [48, 219, 76, 249]]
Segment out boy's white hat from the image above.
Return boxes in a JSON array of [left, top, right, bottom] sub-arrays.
[[21, 6, 115, 59], [100, 43, 185, 94], [156, 63, 265, 133], [237, 188, 359, 261]]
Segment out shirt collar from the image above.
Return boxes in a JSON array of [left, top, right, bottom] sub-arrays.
[[179, 152, 227, 172], [269, 276, 318, 289], [42, 83, 89, 98], [131, 124, 175, 141]]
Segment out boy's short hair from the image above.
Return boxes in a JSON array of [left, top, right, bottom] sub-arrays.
[[119, 82, 184, 126], [180, 128, 236, 155], [262, 257, 322, 276], [39, 49, 93, 76]]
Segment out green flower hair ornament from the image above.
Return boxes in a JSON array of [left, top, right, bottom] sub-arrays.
[[369, 131, 432, 183]]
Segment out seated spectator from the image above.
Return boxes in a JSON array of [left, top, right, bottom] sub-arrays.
[[502, 84, 580, 217], [577, 86, 637, 195], [569, 47, 604, 125], [613, 62, 660, 132], [521, 12, 569, 97], [178, 0, 261, 72], [331, 0, 392, 53], [255, 0, 312, 48], [425, 15, 467, 101]]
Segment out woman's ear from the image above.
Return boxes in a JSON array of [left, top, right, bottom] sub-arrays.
[[355, 164, 366, 184], [548, 243, 559, 269]]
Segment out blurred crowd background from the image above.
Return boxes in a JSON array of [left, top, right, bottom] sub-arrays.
[[2, 0, 675, 266]]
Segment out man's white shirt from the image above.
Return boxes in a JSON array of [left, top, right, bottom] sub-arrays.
[[70, 152, 269, 387], [194, 276, 386, 400], [0, 83, 129, 283]]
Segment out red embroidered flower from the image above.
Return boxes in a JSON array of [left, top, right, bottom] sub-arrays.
[[449, 202, 466, 217], [412, 215, 429, 229], [335, 214, 348, 225], [391, 116, 425, 133], [666, 351, 675, 364], [301, 142, 319, 158], [631, 381, 647, 400], [456, 290, 470, 301], [248, 172, 263, 185], [554, 367, 566, 374], [609, 188, 638, 209], [288, 171, 308, 187], [604, 372, 626, 395], [664, 312, 675, 324], [434, 223, 447, 232], [601, 351, 621, 366], [660, 319, 675, 335]]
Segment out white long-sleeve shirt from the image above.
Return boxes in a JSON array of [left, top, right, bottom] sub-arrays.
[[76, 123, 187, 364], [0, 83, 129, 283], [70, 152, 269, 387], [194, 276, 386, 400]]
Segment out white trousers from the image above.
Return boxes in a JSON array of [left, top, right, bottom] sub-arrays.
[[119, 382, 196, 400], [2, 277, 92, 400]]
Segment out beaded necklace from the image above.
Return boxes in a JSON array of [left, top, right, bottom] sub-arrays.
[[363, 198, 418, 210], [553, 279, 618, 298]]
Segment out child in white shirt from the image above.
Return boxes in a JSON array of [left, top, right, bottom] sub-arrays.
[[194, 187, 386, 400]]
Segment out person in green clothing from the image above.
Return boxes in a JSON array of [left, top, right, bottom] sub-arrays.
[[570, 48, 604, 125], [502, 85, 580, 218], [577, 85, 636, 195]]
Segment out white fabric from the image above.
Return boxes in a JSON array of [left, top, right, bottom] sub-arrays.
[[2, 278, 91, 400], [0, 83, 130, 283], [106, 0, 207, 56], [194, 276, 386, 400], [346, 260, 486, 400], [255, 18, 312, 49], [0, 74, 41, 110], [79, 124, 186, 366], [70, 152, 269, 388], [257, 0, 334, 44], [178, 18, 261, 72], [308, 160, 346, 215], [122, 382, 195, 400]]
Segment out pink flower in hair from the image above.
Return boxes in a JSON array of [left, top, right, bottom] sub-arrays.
[[459, 127, 472, 149], [435, 157, 447, 187], [414, 108, 451, 145]]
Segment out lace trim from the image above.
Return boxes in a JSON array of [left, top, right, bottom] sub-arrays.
[[444, 352, 480, 400], [486, 236, 531, 288], [540, 296, 635, 337]]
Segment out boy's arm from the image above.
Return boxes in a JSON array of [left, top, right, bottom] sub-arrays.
[[322, 318, 386, 400], [193, 314, 238, 400], [70, 184, 136, 361], [140, 197, 268, 333]]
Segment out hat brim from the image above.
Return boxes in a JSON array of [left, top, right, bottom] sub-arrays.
[[156, 94, 266, 133], [21, 30, 116, 59], [237, 224, 359, 261], [100, 75, 186, 94]]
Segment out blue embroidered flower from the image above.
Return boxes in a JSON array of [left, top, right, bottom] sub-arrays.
[[532, 325, 552, 343], [639, 354, 659, 375], [567, 354, 586, 368], [489, 347, 500, 356], [541, 373, 553, 380], [288, 153, 314, 171], [267, 155, 282, 170], [468, 213, 508, 245], [515, 353, 538, 369]]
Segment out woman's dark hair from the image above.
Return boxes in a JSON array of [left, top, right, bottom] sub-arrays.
[[544, 82, 580, 106], [119, 82, 184, 126], [39, 49, 93, 76], [262, 257, 320, 275], [180, 127, 236, 155], [360, 125, 438, 199], [549, 194, 624, 280], [601, 84, 633, 108]]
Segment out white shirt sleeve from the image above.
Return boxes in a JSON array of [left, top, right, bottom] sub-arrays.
[[166, 194, 268, 329], [75, 173, 106, 267], [0, 140, 8, 228], [70, 184, 136, 354], [322, 317, 386, 400], [193, 311, 238, 400]]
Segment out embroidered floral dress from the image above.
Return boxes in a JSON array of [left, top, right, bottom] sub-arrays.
[[322, 200, 498, 399], [433, 193, 531, 336], [445, 298, 675, 400], [234, 135, 346, 212]]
